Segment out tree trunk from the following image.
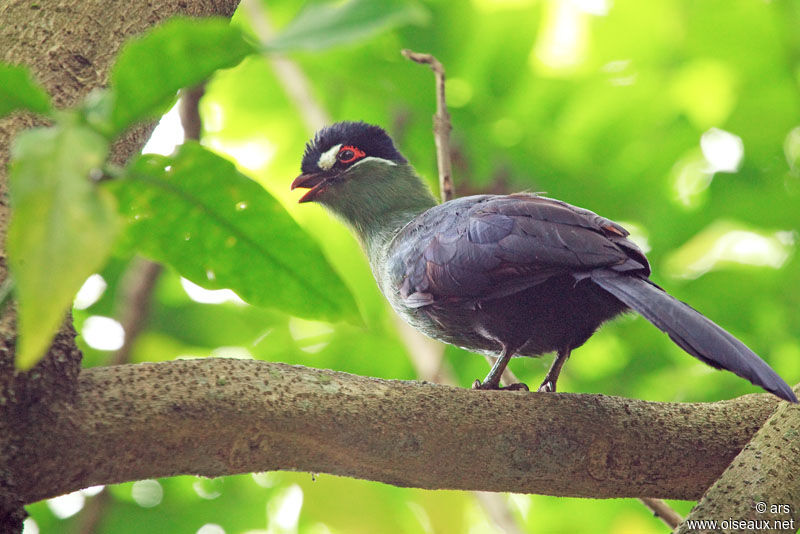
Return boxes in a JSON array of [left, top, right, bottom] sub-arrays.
[[0, 1, 239, 531]]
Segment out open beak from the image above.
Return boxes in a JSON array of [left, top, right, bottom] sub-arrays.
[[291, 172, 328, 203]]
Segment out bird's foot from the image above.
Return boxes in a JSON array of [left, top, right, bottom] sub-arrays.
[[537, 380, 556, 393], [472, 379, 529, 391]]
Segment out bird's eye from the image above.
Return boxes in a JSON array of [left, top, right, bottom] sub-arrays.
[[337, 145, 365, 165]]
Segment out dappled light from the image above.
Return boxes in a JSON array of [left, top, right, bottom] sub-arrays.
[[268, 484, 304, 533], [21, 518, 38, 534], [673, 128, 744, 207], [666, 221, 795, 279], [207, 137, 276, 171], [74, 273, 108, 310], [700, 128, 743, 173], [181, 277, 246, 305], [671, 150, 713, 208], [46, 491, 85, 519], [131, 480, 164, 508], [82, 316, 125, 351], [196, 524, 225, 534], [532, 0, 589, 74], [142, 102, 184, 156], [193, 479, 223, 500], [784, 126, 800, 172]]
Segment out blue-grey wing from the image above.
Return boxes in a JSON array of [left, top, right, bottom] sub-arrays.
[[387, 194, 648, 308]]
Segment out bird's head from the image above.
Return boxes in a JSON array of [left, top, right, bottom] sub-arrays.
[[291, 121, 436, 242], [291, 121, 408, 203]]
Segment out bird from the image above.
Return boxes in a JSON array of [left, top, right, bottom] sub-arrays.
[[291, 121, 797, 403]]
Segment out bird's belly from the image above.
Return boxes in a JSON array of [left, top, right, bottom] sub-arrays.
[[394, 275, 628, 357]]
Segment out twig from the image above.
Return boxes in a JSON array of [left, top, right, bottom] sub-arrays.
[[473, 492, 526, 534], [111, 258, 162, 366], [73, 490, 110, 534], [109, 83, 206, 366], [401, 49, 455, 202], [179, 84, 206, 141], [639, 497, 683, 529]]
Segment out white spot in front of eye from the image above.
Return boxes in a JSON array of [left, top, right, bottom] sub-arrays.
[[317, 143, 341, 170]]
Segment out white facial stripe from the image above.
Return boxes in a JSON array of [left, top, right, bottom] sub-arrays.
[[317, 143, 342, 171], [351, 156, 397, 168]]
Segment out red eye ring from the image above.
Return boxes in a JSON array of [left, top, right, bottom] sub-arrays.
[[337, 145, 366, 164]]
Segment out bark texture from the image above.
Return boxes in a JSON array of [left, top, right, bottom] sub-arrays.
[[6, 358, 789, 505], [677, 398, 800, 533], [0, 0, 239, 530]]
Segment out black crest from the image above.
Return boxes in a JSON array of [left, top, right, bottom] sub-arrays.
[[301, 121, 407, 173]]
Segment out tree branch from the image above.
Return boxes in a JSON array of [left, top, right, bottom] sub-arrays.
[[677, 397, 800, 531], [640, 497, 683, 529], [6, 358, 786, 505]]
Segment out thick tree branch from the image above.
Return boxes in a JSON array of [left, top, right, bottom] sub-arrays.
[[7, 358, 787, 505], [677, 398, 800, 531]]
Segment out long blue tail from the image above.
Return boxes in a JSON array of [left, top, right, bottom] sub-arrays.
[[590, 270, 797, 403]]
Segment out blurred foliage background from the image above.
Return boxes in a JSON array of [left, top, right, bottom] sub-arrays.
[[25, 0, 800, 532]]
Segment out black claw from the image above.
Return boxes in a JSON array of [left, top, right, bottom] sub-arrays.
[[472, 379, 529, 391], [537, 381, 556, 393]]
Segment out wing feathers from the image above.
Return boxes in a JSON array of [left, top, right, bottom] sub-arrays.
[[389, 194, 647, 305]]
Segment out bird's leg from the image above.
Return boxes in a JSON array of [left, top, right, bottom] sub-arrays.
[[537, 348, 571, 392], [472, 346, 528, 391]]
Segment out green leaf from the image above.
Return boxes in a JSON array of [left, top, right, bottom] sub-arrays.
[[109, 17, 255, 133], [110, 142, 360, 323], [265, 0, 429, 52], [0, 63, 52, 118], [7, 124, 118, 369]]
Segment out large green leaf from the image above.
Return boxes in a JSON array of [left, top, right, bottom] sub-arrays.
[[110, 142, 360, 323], [7, 124, 118, 369], [109, 18, 255, 133], [265, 0, 429, 52], [0, 63, 52, 118]]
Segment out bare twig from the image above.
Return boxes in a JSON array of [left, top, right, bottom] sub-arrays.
[[401, 49, 455, 202], [109, 83, 206, 367], [73, 490, 110, 534], [179, 84, 206, 141], [639, 497, 683, 529], [473, 492, 526, 534], [111, 258, 162, 366]]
